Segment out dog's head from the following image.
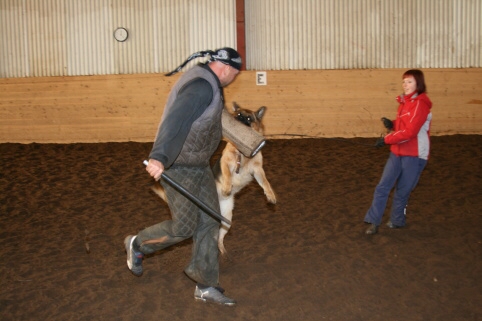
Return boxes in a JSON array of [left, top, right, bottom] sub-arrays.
[[231, 102, 267, 134]]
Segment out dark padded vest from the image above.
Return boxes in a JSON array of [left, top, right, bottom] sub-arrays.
[[163, 65, 223, 167]]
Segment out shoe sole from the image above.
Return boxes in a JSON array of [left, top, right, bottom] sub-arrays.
[[387, 222, 403, 229], [194, 296, 236, 306], [125, 235, 143, 276]]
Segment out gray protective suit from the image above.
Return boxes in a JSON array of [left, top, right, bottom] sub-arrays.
[[137, 64, 223, 286]]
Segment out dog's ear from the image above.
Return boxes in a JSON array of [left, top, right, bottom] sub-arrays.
[[232, 102, 240, 112], [255, 106, 267, 120]]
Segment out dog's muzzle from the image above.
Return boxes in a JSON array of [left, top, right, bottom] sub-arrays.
[[221, 109, 266, 158], [235, 113, 253, 127]]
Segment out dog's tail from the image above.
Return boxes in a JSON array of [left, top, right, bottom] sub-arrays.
[[151, 184, 168, 203]]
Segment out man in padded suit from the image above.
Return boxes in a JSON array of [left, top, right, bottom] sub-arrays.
[[124, 48, 241, 306]]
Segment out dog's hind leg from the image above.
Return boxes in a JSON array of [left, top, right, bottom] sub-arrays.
[[218, 196, 234, 255]]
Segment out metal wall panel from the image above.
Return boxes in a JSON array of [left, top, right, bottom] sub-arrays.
[[0, 0, 237, 77], [0, 0, 27, 77], [0, 0, 480, 77], [155, 0, 237, 73], [34, 0, 67, 76], [245, 0, 482, 70]]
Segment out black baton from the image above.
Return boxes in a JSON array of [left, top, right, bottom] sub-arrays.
[[143, 160, 231, 225]]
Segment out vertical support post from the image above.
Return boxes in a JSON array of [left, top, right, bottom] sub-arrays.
[[236, 0, 246, 70]]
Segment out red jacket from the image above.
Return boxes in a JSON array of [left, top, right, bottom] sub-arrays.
[[384, 92, 433, 160]]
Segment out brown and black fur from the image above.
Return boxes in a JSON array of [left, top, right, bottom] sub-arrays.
[[151, 102, 276, 254], [212, 102, 276, 254]]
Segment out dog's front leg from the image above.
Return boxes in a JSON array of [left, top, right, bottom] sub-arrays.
[[253, 167, 277, 204], [220, 158, 234, 197]]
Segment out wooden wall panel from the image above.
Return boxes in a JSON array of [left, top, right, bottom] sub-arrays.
[[0, 69, 480, 143]]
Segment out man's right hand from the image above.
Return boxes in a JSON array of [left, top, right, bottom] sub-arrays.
[[146, 159, 164, 181]]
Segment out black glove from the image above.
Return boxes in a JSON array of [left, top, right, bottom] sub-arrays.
[[375, 137, 385, 148], [381, 117, 393, 130]]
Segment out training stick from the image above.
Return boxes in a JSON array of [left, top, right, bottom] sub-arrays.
[[143, 160, 231, 225]]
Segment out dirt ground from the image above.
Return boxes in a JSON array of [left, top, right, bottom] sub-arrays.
[[1, 135, 481, 321]]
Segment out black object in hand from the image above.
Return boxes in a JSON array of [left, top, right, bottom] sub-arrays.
[[381, 117, 393, 130], [375, 137, 385, 148]]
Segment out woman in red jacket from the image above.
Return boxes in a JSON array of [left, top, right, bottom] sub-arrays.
[[364, 69, 433, 235]]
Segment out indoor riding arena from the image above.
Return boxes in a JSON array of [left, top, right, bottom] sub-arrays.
[[1, 1, 481, 321]]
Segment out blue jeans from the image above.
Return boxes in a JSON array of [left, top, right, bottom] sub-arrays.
[[364, 153, 427, 226]]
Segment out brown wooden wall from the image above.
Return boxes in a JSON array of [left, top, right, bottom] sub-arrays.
[[0, 69, 480, 143]]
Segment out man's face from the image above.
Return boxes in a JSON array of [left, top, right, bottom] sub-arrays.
[[219, 65, 240, 87]]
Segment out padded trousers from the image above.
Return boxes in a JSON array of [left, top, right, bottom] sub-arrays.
[[137, 165, 221, 286]]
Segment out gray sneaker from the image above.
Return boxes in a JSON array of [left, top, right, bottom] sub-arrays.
[[124, 235, 144, 276], [194, 285, 236, 306], [365, 223, 378, 235], [386, 221, 403, 229]]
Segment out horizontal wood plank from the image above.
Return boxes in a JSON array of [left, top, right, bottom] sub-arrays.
[[0, 69, 480, 143]]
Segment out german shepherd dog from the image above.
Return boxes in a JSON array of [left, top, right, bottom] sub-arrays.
[[212, 102, 277, 254], [150, 102, 276, 254]]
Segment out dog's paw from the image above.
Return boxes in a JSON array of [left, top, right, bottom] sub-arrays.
[[266, 192, 277, 204], [221, 185, 232, 197]]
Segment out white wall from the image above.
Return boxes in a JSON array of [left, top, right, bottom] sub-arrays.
[[245, 0, 482, 70], [0, 0, 481, 78], [0, 0, 237, 77]]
